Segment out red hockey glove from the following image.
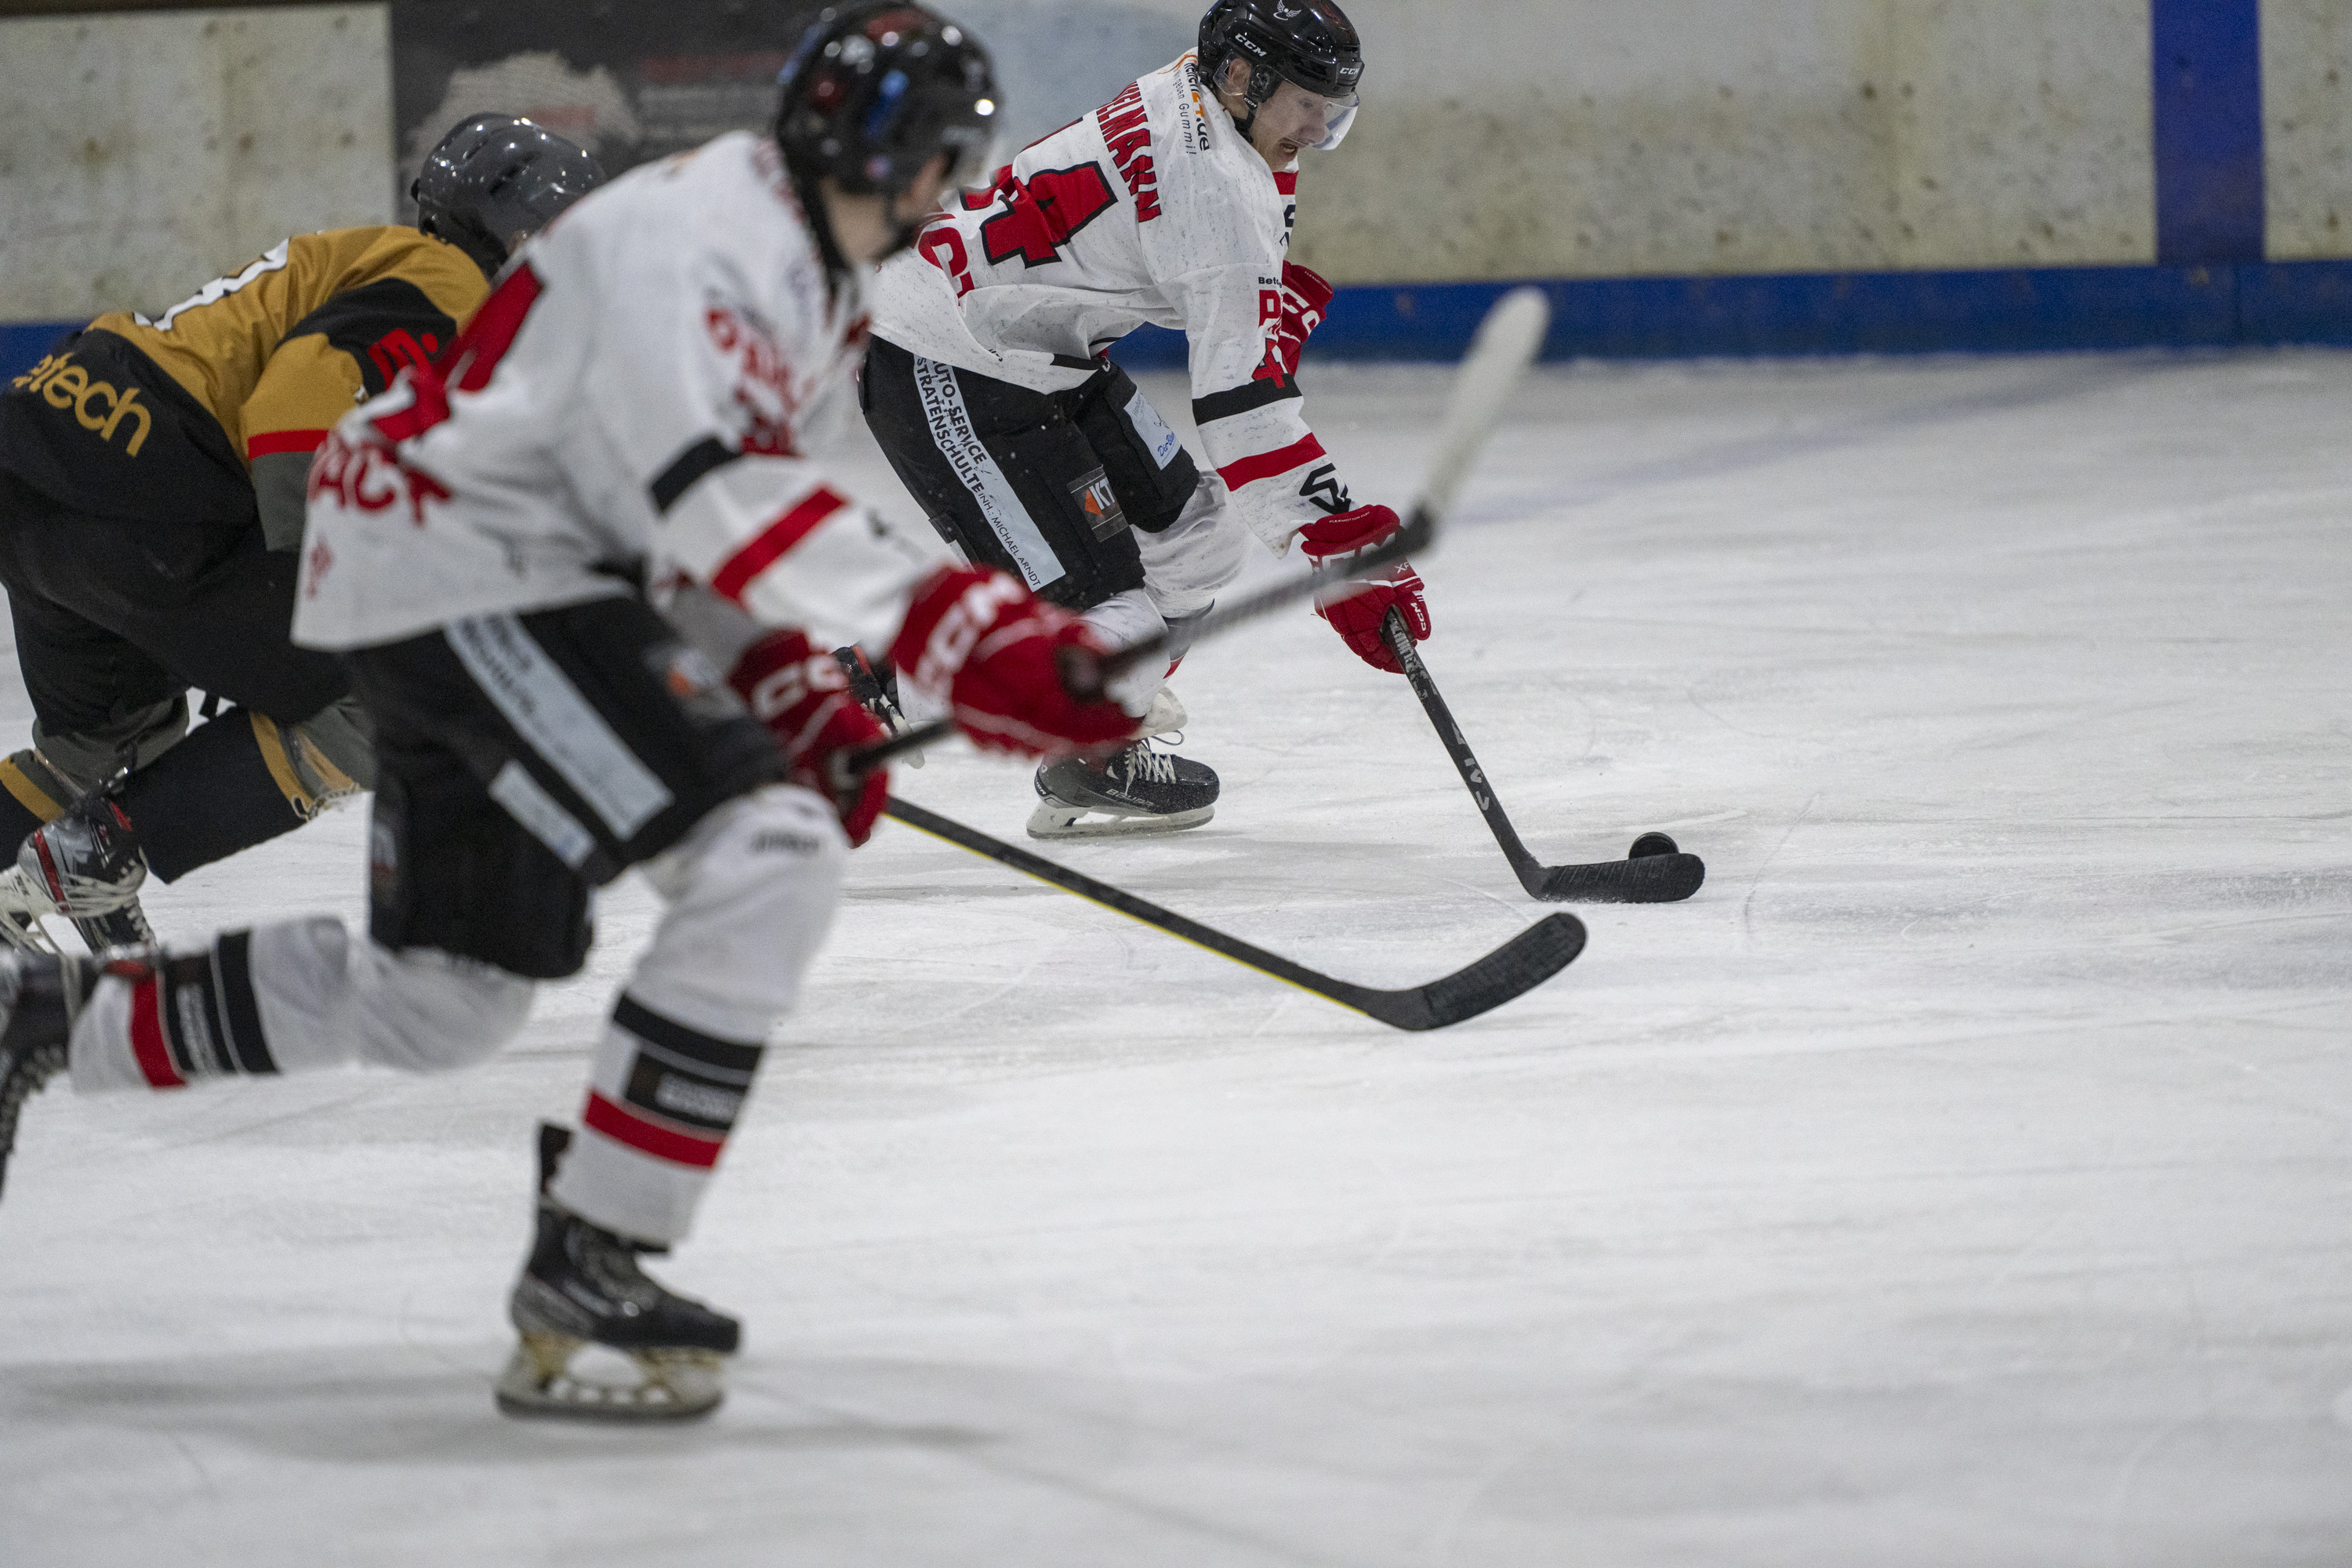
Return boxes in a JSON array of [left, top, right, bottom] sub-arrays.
[[1298, 504, 1430, 675], [890, 567, 1139, 758], [728, 628, 888, 847], [1272, 263, 1335, 379]]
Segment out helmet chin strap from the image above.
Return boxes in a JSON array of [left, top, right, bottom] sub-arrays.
[[1230, 61, 1285, 144], [795, 164, 930, 273], [880, 179, 938, 263], [882, 216, 927, 262], [790, 166, 855, 291]]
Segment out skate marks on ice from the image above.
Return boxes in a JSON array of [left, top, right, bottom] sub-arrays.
[[0, 1346, 987, 1466], [1289, 354, 2174, 533], [6, 354, 2352, 1563], [0, 1348, 1367, 1568], [1532, 358, 2164, 516], [0, 1353, 1012, 1568]]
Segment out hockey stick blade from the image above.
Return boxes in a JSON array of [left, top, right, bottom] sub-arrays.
[[883, 797, 1585, 1031], [1385, 610, 1705, 905], [1528, 852, 1705, 905]]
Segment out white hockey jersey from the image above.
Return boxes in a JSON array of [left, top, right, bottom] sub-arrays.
[[293, 131, 921, 655], [869, 51, 1357, 555]]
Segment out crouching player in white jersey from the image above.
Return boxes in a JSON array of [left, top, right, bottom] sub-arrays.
[[859, 0, 1428, 839], [0, 4, 1138, 1423]]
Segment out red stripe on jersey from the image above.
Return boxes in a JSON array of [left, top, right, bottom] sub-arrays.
[[128, 977, 185, 1090], [710, 486, 849, 605], [583, 1091, 724, 1169], [245, 429, 328, 460], [441, 263, 545, 394], [1217, 434, 1327, 491], [1275, 172, 1298, 196]]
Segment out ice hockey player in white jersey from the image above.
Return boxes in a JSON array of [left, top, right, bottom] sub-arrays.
[[861, 0, 1429, 839], [0, 3, 1139, 1423]]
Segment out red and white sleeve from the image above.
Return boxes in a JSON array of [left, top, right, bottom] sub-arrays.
[[1174, 260, 1357, 554], [653, 455, 921, 651], [628, 278, 927, 651]]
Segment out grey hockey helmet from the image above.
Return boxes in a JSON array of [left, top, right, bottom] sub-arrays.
[[412, 114, 608, 278], [773, 4, 1000, 199], [1198, 0, 1364, 151]]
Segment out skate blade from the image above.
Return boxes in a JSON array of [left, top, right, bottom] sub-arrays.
[[1025, 800, 1215, 840], [493, 1331, 725, 1423]]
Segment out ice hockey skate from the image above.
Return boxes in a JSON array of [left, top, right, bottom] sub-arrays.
[[495, 1127, 741, 1422], [0, 789, 158, 955], [1029, 739, 1219, 838], [1027, 688, 1218, 838]]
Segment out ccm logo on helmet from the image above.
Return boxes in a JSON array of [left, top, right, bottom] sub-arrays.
[[12, 354, 153, 456]]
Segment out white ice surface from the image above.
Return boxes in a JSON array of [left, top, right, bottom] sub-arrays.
[[2, 351, 2349, 1566]]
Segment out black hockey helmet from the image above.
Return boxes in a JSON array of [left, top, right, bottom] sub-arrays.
[[774, 4, 1000, 200], [1198, 0, 1364, 149], [412, 114, 608, 278]]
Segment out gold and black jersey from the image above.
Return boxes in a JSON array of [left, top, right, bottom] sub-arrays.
[[1, 227, 487, 535]]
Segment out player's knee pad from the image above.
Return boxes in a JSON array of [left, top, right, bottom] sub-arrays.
[[345, 937, 535, 1074], [1137, 472, 1247, 620], [630, 782, 848, 1039]]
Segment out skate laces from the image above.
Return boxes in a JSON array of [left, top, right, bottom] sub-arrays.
[[1116, 742, 1179, 786]]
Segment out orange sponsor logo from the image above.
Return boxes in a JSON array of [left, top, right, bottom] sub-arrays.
[[12, 354, 152, 456]]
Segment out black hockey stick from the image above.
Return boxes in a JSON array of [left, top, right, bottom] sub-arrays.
[[882, 796, 1586, 1030], [1383, 608, 1706, 904]]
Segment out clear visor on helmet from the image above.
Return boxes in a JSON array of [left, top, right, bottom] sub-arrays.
[[1260, 75, 1359, 153]]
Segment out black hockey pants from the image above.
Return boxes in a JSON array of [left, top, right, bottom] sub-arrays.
[[860, 336, 1201, 612]]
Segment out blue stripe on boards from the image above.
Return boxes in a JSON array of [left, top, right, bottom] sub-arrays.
[[1107, 262, 2352, 369], [2151, 0, 2266, 266]]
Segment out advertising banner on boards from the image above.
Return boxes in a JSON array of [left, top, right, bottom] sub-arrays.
[[387, 1, 1192, 219], [389, 1, 822, 216]]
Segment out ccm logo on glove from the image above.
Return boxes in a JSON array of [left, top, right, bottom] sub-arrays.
[[890, 567, 1138, 758], [728, 628, 887, 847]]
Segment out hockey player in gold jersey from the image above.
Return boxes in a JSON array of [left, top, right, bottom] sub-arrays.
[[0, 114, 602, 949]]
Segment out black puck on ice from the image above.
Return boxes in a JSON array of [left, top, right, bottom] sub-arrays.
[[1628, 832, 1679, 859]]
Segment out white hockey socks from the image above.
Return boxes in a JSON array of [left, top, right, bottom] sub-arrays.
[[67, 915, 533, 1093], [1080, 588, 1170, 717], [549, 785, 847, 1245]]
